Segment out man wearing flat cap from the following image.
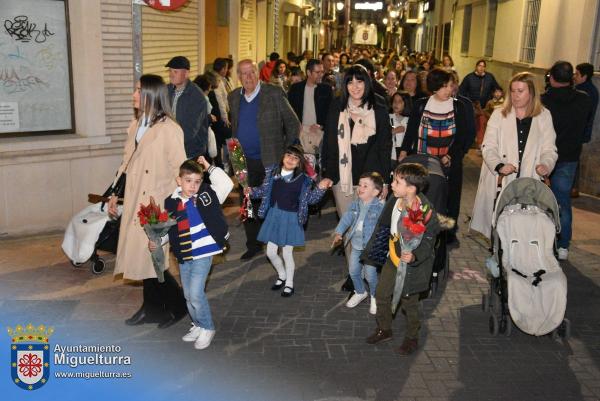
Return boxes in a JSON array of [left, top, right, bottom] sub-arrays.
[[166, 56, 209, 159]]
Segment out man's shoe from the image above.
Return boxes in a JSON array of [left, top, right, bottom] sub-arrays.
[[396, 338, 418, 356], [281, 286, 294, 297], [182, 324, 204, 342], [557, 247, 569, 261], [369, 296, 377, 315], [345, 291, 368, 308], [194, 329, 216, 350], [240, 248, 262, 260], [157, 311, 186, 329], [271, 278, 286, 291], [366, 328, 392, 344]]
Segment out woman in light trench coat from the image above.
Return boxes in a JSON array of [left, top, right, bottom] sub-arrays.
[[108, 74, 188, 327], [470, 72, 558, 239]]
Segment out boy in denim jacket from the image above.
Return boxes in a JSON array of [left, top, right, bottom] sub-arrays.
[[333, 172, 385, 314]]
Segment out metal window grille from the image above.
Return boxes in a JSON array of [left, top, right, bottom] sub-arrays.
[[520, 0, 542, 63], [461, 5, 472, 54], [484, 0, 498, 57]]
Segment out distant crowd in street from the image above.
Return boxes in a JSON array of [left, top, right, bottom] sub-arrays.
[[103, 44, 598, 354]]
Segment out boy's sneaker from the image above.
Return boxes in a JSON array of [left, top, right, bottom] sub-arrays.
[[346, 291, 368, 308], [557, 247, 569, 261], [369, 296, 377, 315], [194, 329, 216, 350], [365, 328, 392, 344], [182, 325, 203, 342]]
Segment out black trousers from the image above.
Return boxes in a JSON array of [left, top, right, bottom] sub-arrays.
[[242, 158, 266, 252], [446, 160, 463, 233], [142, 270, 187, 319]]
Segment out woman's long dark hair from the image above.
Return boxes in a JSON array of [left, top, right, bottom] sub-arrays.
[[340, 64, 375, 109], [136, 74, 174, 127]]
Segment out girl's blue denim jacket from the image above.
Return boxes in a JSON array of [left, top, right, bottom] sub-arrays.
[[335, 197, 385, 248], [250, 164, 326, 226]]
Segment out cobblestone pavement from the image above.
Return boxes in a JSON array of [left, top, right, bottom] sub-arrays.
[[1, 151, 600, 401]]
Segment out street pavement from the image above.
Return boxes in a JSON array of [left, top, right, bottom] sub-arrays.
[[1, 150, 600, 401]]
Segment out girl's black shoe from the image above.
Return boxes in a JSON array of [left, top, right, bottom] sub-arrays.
[[281, 286, 294, 297], [271, 278, 285, 291]]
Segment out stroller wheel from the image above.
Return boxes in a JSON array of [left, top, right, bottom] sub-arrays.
[[430, 277, 439, 298], [500, 315, 512, 336], [481, 293, 489, 312], [488, 314, 499, 336], [552, 318, 571, 340], [91, 258, 105, 275]]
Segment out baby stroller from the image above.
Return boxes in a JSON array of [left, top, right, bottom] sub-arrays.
[[482, 177, 570, 338], [62, 186, 123, 275], [398, 154, 449, 296]]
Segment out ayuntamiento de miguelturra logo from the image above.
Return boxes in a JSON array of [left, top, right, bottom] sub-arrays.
[[8, 323, 134, 389], [8, 323, 53, 390]]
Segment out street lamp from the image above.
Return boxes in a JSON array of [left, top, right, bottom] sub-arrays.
[[389, 10, 398, 19], [382, 17, 388, 24], [336, 1, 344, 11]]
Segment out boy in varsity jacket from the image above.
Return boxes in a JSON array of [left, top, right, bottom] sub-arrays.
[[149, 157, 233, 350]]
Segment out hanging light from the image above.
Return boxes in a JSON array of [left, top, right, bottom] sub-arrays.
[[336, 1, 344, 11], [382, 17, 388, 24]]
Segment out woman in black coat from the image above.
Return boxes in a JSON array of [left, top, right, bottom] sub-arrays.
[[399, 68, 475, 244], [322, 64, 393, 217]]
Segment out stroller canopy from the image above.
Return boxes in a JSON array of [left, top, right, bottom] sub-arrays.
[[493, 177, 560, 233], [400, 154, 445, 178], [399, 154, 447, 213]]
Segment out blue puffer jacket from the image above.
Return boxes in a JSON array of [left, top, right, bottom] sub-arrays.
[[335, 197, 384, 248], [250, 164, 326, 226]]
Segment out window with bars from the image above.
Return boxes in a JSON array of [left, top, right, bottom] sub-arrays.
[[461, 5, 472, 54], [485, 0, 498, 57], [520, 0, 542, 63]]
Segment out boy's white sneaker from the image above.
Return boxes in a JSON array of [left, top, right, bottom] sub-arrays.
[[194, 329, 216, 350], [369, 296, 377, 315], [346, 292, 368, 308], [182, 325, 204, 342], [557, 247, 569, 261]]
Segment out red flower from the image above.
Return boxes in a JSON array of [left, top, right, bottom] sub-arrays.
[[158, 211, 169, 222], [409, 222, 426, 234], [139, 214, 148, 225], [227, 139, 238, 152]]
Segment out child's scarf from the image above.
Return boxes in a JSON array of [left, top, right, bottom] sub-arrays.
[[337, 103, 376, 196]]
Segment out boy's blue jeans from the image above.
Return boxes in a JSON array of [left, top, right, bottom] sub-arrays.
[[349, 247, 378, 296], [179, 257, 214, 330], [550, 161, 578, 249]]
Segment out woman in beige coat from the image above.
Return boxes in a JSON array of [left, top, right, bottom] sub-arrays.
[[108, 74, 188, 328], [470, 72, 558, 239]]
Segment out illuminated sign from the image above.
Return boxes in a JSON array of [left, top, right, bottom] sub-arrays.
[[354, 2, 384, 11]]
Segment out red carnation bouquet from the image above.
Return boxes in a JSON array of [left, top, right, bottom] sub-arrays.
[[138, 197, 176, 282], [391, 198, 432, 312], [226, 138, 254, 221]]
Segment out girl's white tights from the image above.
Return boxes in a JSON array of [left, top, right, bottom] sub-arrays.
[[266, 242, 295, 288]]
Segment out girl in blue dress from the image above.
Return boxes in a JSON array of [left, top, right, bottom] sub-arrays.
[[248, 144, 333, 297]]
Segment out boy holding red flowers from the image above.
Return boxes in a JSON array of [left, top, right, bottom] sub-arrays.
[[149, 157, 233, 350], [362, 163, 440, 355]]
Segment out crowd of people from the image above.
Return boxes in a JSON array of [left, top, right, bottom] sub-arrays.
[[105, 46, 598, 355]]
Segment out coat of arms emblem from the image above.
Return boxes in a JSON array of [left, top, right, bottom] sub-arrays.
[[8, 323, 53, 390]]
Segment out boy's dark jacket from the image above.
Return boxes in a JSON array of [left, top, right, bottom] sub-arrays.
[[164, 182, 229, 264], [361, 193, 440, 297]]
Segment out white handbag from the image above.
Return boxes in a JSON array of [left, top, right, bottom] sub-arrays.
[[207, 126, 218, 158]]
